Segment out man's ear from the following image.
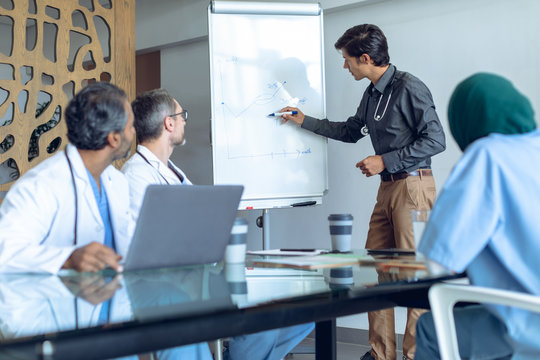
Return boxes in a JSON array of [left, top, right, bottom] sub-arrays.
[[107, 131, 122, 149], [359, 53, 372, 65], [164, 116, 175, 133]]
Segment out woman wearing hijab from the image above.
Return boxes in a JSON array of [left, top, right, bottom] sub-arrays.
[[414, 73, 539, 359]]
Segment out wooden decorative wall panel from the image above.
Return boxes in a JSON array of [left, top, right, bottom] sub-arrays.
[[0, 0, 134, 198]]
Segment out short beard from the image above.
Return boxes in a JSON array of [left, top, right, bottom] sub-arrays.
[[171, 137, 186, 147], [113, 135, 132, 161]]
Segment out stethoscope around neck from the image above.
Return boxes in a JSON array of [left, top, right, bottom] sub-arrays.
[[372, 73, 396, 121], [373, 84, 394, 121], [65, 148, 79, 246], [136, 150, 184, 184], [361, 73, 397, 135], [64, 148, 118, 257]]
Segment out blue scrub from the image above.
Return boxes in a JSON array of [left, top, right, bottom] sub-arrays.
[[419, 130, 540, 357], [86, 169, 115, 251]]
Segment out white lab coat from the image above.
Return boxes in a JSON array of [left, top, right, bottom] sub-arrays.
[[0, 273, 212, 360], [0, 144, 133, 273], [121, 145, 191, 220], [0, 274, 139, 360], [0, 274, 132, 338]]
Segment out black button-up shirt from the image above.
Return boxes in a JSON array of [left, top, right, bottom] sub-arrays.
[[302, 64, 446, 174]]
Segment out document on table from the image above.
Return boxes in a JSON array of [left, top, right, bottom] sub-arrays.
[[248, 249, 327, 257], [361, 258, 427, 270], [252, 253, 369, 270], [245, 267, 320, 276], [252, 252, 427, 271]]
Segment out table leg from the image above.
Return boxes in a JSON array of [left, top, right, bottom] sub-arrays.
[[315, 319, 336, 360]]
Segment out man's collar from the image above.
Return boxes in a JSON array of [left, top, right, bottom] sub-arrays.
[[372, 64, 396, 95], [136, 144, 164, 167]]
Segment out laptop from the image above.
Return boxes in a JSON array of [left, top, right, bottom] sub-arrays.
[[123, 185, 244, 271]]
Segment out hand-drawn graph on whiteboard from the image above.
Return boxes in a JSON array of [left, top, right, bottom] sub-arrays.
[[209, 2, 328, 209]]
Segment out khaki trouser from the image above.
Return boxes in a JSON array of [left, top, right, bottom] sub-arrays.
[[365, 174, 436, 360]]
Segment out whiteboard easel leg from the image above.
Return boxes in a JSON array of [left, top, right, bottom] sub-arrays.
[[263, 209, 270, 250]]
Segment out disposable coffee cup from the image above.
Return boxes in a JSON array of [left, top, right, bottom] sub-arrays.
[[328, 266, 354, 290], [225, 263, 248, 306], [225, 217, 248, 263], [328, 214, 353, 252]]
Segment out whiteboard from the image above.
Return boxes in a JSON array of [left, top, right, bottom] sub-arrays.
[[208, 1, 328, 209]]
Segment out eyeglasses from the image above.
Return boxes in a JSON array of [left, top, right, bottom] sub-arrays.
[[169, 110, 188, 122]]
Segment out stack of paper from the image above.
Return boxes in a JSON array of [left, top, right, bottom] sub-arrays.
[[252, 253, 427, 271], [252, 253, 367, 270], [248, 249, 326, 257]]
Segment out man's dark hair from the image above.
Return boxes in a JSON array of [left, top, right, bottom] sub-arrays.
[[334, 24, 390, 66], [65, 82, 128, 150], [131, 89, 176, 143]]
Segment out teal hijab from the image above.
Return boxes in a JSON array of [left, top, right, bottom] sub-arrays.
[[448, 73, 536, 151]]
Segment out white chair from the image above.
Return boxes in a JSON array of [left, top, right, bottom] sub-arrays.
[[428, 284, 540, 360]]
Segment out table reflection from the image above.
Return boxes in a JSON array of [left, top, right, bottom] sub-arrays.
[[0, 264, 314, 360], [0, 267, 226, 359]]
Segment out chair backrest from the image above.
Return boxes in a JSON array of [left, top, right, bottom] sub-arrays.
[[428, 283, 540, 360]]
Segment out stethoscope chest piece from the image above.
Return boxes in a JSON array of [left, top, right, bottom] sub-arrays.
[[361, 125, 369, 136]]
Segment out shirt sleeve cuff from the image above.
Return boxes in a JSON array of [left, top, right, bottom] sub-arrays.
[[381, 151, 401, 173], [419, 244, 464, 274], [53, 247, 78, 274]]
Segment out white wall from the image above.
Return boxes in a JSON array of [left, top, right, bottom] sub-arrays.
[[136, 0, 540, 332], [161, 40, 213, 186], [138, 0, 540, 251]]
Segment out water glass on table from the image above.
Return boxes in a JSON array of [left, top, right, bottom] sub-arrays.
[[411, 209, 431, 249]]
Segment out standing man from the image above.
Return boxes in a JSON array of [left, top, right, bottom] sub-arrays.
[[0, 82, 135, 273], [281, 24, 446, 360], [121, 88, 191, 220]]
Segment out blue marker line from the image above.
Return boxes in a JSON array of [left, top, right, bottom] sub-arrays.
[[268, 111, 298, 117]]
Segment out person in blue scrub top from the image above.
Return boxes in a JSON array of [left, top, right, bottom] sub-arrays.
[[415, 73, 540, 359]]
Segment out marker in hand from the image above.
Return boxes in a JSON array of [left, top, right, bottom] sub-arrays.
[[268, 111, 298, 117]]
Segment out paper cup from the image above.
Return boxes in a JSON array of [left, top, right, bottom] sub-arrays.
[[329, 266, 354, 290], [328, 214, 353, 252], [225, 263, 248, 305], [225, 217, 248, 263]]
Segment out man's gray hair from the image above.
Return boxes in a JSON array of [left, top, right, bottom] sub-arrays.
[[131, 89, 177, 143]]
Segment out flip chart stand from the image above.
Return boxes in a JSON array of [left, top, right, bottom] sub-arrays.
[[208, 1, 328, 210], [256, 209, 271, 250]]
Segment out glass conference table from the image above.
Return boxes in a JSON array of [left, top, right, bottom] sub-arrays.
[[0, 250, 460, 360]]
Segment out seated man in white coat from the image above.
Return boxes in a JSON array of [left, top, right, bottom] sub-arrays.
[[122, 89, 314, 360], [121, 88, 191, 220], [0, 82, 135, 273]]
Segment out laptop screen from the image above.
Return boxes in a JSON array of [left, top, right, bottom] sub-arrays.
[[123, 185, 243, 271]]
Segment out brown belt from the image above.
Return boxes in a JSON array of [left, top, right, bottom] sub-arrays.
[[380, 169, 432, 182]]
